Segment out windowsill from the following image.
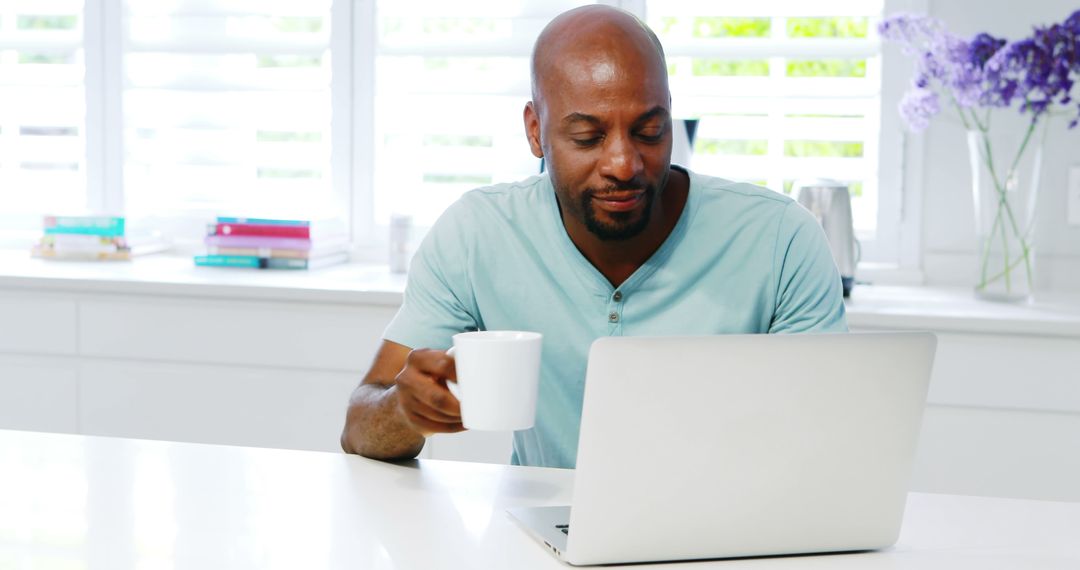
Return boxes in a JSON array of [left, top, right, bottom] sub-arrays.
[[0, 250, 407, 306], [845, 285, 1080, 338], [2, 250, 1079, 337]]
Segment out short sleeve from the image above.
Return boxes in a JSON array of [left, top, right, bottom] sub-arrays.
[[768, 201, 848, 333], [382, 200, 481, 350]]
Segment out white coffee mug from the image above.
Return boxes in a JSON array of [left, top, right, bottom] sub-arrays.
[[445, 330, 542, 431]]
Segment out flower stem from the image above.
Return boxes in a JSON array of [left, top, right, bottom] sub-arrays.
[[972, 117, 1041, 294]]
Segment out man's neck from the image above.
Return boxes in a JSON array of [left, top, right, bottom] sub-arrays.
[[564, 167, 690, 287]]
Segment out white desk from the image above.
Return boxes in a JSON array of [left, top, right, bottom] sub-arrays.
[[0, 430, 1077, 569]]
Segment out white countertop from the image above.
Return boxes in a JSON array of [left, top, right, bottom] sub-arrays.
[[0, 250, 407, 305], [1, 250, 1078, 336], [1, 429, 1077, 569], [845, 285, 1080, 337]]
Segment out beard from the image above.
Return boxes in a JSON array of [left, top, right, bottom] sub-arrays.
[[579, 184, 657, 241]]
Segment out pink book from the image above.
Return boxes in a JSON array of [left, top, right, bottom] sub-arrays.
[[205, 234, 313, 250], [215, 223, 309, 238]]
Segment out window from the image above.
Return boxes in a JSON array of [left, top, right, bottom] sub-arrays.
[[0, 0, 910, 270], [0, 0, 87, 233], [646, 0, 888, 258], [372, 0, 594, 227], [121, 0, 337, 222]]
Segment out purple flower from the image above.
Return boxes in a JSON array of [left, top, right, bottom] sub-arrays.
[[899, 88, 941, 131], [970, 33, 1007, 68], [881, 9, 1080, 129], [1066, 9, 1080, 36], [985, 21, 1079, 121]]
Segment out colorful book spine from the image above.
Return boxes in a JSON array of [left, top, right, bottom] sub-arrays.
[[264, 253, 349, 270], [44, 216, 125, 236], [209, 246, 309, 259], [264, 257, 309, 270], [33, 246, 131, 261], [41, 234, 128, 249], [216, 217, 310, 227], [215, 223, 310, 238], [204, 235, 313, 251], [194, 255, 264, 268]]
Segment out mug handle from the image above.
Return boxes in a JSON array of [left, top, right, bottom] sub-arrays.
[[444, 346, 461, 399]]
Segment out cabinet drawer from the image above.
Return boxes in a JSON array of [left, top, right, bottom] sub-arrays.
[[79, 297, 397, 372], [851, 328, 1080, 414], [79, 359, 358, 452], [926, 333, 1080, 413], [0, 354, 78, 433], [0, 292, 77, 355]]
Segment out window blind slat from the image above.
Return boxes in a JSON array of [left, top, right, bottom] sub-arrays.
[[660, 38, 880, 59], [121, 0, 334, 219]]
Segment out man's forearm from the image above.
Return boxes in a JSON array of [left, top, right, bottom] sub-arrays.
[[341, 384, 426, 460]]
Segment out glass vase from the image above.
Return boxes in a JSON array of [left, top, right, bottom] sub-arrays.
[[967, 122, 1045, 303]]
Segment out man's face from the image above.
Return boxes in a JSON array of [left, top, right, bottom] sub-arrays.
[[526, 48, 672, 242]]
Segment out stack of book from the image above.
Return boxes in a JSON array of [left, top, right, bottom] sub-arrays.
[[32, 216, 132, 261], [195, 217, 349, 270]]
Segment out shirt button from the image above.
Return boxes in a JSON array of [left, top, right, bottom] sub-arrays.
[[613, 291, 623, 302], [609, 312, 619, 323]]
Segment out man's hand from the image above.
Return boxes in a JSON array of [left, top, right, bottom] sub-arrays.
[[394, 348, 465, 435]]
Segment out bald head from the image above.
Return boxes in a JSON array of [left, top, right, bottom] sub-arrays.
[[530, 5, 668, 110]]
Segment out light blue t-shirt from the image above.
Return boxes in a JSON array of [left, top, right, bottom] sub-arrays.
[[383, 169, 847, 468]]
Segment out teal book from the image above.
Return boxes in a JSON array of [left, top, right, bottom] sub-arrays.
[[216, 216, 310, 227], [265, 252, 349, 270], [194, 255, 263, 268], [44, 216, 125, 236]]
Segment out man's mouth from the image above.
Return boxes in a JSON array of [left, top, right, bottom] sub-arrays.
[[591, 191, 645, 212]]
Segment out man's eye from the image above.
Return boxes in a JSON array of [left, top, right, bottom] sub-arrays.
[[572, 137, 602, 147], [637, 130, 663, 142]]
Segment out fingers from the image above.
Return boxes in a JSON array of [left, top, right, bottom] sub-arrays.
[[395, 349, 464, 434]]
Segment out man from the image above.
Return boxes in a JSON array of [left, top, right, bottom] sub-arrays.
[[341, 6, 846, 468]]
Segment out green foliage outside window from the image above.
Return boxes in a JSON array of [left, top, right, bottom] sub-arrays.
[[257, 168, 322, 179], [257, 131, 322, 143], [786, 17, 869, 38], [274, 17, 323, 33], [656, 16, 678, 35], [786, 59, 866, 78], [17, 15, 77, 30], [691, 59, 770, 77], [784, 140, 864, 158], [257, 55, 322, 68], [18, 52, 73, 64], [424, 174, 492, 185], [692, 17, 771, 38], [694, 139, 768, 156]]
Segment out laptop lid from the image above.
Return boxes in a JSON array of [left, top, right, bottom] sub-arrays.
[[560, 332, 936, 565]]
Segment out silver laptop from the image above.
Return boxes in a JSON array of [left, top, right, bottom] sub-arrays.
[[509, 332, 936, 566]]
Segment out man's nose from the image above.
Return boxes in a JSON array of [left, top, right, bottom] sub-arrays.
[[598, 134, 644, 182]]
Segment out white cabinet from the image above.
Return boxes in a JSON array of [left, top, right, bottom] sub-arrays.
[[79, 359, 359, 452], [913, 405, 1080, 500], [0, 293, 77, 354], [0, 287, 396, 454], [851, 326, 1080, 502], [79, 298, 393, 372], [0, 354, 79, 433]]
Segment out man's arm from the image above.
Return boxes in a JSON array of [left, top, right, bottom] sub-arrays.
[[341, 340, 465, 460], [769, 201, 848, 333]]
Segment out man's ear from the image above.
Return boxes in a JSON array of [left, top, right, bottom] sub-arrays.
[[523, 101, 544, 159]]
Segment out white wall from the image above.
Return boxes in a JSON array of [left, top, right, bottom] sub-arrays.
[[915, 0, 1080, 290]]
